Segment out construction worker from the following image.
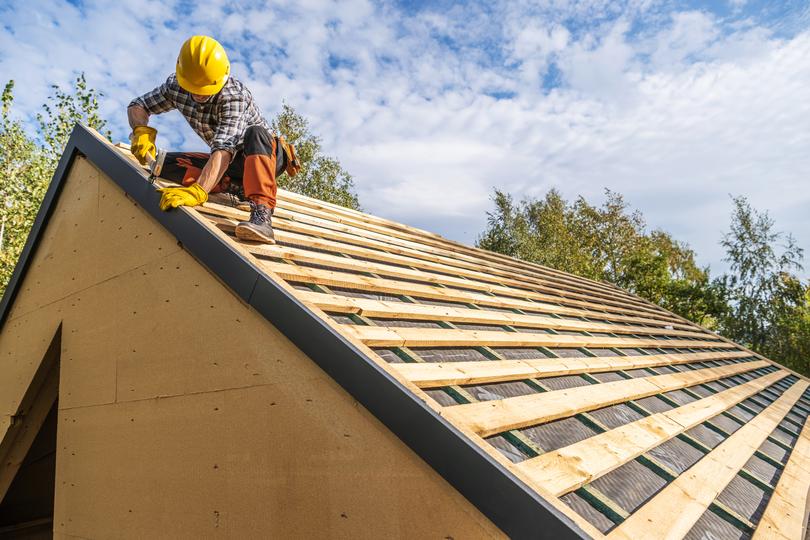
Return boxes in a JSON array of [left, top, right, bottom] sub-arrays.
[[127, 35, 281, 243]]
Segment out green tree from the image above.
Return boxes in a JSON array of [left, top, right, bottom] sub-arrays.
[[715, 196, 809, 375], [272, 103, 360, 210], [0, 74, 110, 296], [477, 188, 721, 326]]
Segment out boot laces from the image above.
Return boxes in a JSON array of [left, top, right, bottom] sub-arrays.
[[248, 200, 270, 225]]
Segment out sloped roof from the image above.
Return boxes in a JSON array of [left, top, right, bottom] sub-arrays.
[[2, 124, 808, 539]]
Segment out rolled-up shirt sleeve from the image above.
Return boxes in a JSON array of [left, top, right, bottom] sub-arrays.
[[210, 93, 247, 153], [128, 76, 175, 115]]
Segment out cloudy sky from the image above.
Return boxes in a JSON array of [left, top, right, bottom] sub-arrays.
[[2, 0, 808, 278]]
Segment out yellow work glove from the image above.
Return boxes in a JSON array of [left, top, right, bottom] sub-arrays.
[[130, 125, 157, 166], [157, 183, 208, 211]]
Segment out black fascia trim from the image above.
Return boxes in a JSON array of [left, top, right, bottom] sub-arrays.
[[0, 137, 80, 328], [1, 124, 592, 539]]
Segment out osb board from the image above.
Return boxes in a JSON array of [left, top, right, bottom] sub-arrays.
[[55, 384, 504, 539], [0, 303, 62, 420], [5, 158, 182, 323], [2, 159, 504, 538]]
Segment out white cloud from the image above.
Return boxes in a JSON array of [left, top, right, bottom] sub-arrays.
[[1, 0, 808, 279]]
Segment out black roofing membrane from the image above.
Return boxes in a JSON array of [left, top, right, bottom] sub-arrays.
[[492, 347, 549, 359], [742, 454, 781, 485], [645, 437, 704, 475], [487, 435, 528, 464], [588, 459, 667, 514], [521, 417, 599, 453], [716, 474, 770, 523], [410, 347, 489, 362], [423, 389, 458, 407], [588, 403, 645, 430], [368, 317, 443, 328], [685, 509, 750, 540], [464, 381, 538, 401], [560, 492, 615, 534]]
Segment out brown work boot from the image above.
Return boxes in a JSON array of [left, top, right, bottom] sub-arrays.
[[235, 200, 275, 243]]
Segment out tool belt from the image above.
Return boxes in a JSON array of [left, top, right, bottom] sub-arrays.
[[276, 136, 302, 178]]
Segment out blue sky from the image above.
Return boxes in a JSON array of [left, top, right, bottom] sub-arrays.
[[1, 0, 809, 279]]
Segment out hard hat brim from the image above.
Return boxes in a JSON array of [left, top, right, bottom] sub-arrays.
[[176, 71, 228, 96]]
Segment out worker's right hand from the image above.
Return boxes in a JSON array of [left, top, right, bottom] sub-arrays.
[[130, 126, 158, 166]]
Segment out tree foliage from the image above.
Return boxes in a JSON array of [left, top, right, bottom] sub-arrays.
[[272, 103, 360, 210], [1, 75, 110, 295], [477, 188, 723, 326], [478, 188, 809, 375], [715, 196, 809, 375]]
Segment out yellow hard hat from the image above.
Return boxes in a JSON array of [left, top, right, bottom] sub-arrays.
[[176, 35, 230, 95]]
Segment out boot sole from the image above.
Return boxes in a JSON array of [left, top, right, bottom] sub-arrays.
[[235, 224, 275, 244]]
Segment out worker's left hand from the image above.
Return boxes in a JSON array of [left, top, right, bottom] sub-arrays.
[[157, 183, 208, 211]]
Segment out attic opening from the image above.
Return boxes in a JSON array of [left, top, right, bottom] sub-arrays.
[[0, 325, 61, 538]]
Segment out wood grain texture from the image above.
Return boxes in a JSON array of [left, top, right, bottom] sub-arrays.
[[295, 290, 711, 338], [443, 360, 769, 437], [261, 259, 699, 330], [198, 201, 672, 320], [391, 351, 752, 388], [341, 325, 731, 349], [607, 379, 809, 540], [752, 414, 810, 540], [517, 369, 789, 496]]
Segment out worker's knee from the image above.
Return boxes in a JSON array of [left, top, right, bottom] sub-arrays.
[[243, 125, 273, 155]]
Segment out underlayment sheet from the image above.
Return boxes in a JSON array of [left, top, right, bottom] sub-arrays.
[[741, 454, 781, 485], [423, 389, 458, 407], [485, 435, 526, 464], [521, 417, 599, 453], [587, 459, 667, 514], [539, 375, 591, 391], [716, 475, 770, 523], [590, 371, 626, 383], [588, 403, 644, 429], [685, 423, 725, 449], [491, 347, 549, 359], [409, 347, 489, 362], [685, 509, 751, 540], [325, 286, 403, 302], [368, 318, 443, 328], [372, 348, 404, 363], [508, 326, 553, 334], [645, 436, 704, 474], [453, 322, 512, 332], [559, 492, 615, 534], [463, 381, 537, 401], [546, 347, 590, 358]]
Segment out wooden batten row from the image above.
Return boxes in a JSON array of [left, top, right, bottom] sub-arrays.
[[442, 360, 770, 438], [275, 196, 662, 314], [199, 202, 669, 319], [752, 414, 810, 540], [203, 201, 669, 321], [295, 290, 711, 339], [276, 190, 653, 306], [250, 241, 685, 322], [517, 369, 789, 497], [606, 379, 809, 540], [339, 325, 732, 350], [259, 258, 700, 331], [389, 351, 753, 388], [267, 225, 668, 324]]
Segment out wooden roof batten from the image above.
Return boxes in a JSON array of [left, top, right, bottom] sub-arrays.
[[3, 127, 805, 540]]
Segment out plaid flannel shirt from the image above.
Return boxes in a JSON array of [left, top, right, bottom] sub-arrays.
[[129, 75, 271, 153]]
